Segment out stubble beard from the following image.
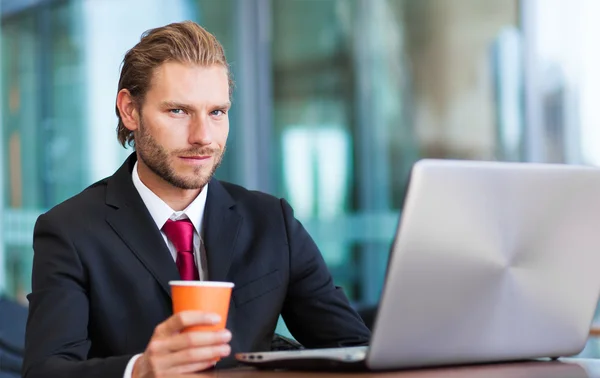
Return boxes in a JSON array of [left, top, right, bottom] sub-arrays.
[[135, 118, 224, 190]]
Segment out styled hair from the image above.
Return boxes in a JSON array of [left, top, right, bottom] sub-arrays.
[[115, 21, 233, 147]]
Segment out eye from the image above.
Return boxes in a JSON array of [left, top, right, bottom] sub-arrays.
[[210, 109, 226, 116], [169, 109, 186, 115]]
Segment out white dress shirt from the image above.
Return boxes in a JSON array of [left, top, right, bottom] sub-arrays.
[[123, 161, 209, 378]]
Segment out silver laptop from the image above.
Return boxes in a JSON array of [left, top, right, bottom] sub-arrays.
[[236, 159, 600, 371]]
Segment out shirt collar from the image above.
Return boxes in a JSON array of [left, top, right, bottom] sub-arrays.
[[131, 161, 208, 235]]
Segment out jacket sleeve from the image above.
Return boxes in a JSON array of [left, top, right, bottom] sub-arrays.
[[278, 199, 372, 348], [22, 213, 133, 378]]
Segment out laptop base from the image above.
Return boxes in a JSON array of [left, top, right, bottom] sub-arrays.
[[235, 346, 368, 371]]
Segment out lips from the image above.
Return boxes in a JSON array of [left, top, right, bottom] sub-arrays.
[[178, 155, 213, 165], [180, 156, 210, 160]]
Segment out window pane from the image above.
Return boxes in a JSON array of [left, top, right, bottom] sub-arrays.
[[0, 0, 235, 301], [271, 0, 519, 305]]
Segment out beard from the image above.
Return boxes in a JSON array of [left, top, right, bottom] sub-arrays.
[[135, 118, 224, 190]]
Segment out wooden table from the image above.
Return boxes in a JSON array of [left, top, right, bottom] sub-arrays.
[[199, 359, 600, 377]]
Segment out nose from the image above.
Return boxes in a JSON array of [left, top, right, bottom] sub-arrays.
[[188, 115, 212, 146]]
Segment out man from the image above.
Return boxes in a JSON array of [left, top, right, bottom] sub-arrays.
[[22, 21, 370, 378]]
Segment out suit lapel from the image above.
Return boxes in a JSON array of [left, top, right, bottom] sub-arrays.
[[105, 154, 180, 297], [203, 179, 243, 282]]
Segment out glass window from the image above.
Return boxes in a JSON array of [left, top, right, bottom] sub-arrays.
[[0, 0, 520, 308], [271, 0, 519, 306], [2, 1, 87, 300], [0, 0, 236, 301]]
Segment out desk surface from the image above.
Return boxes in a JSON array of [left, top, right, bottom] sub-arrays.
[[204, 359, 600, 377]]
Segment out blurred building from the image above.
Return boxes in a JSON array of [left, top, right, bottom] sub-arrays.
[[0, 0, 598, 320]]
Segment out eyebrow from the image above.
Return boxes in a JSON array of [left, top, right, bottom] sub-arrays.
[[160, 101, 231, 110], [215, 101, 232, 109], [160, 101, 193, 111]]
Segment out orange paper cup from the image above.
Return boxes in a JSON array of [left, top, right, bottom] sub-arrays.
[[169, 281, 234, 333]]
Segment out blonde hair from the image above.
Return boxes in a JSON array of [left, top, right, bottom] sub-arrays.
[[115, 21, 233, 147]]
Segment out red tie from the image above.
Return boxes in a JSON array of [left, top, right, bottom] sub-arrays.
[[162, 219, 199, 280]]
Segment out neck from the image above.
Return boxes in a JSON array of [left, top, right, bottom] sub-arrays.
[[136, 157, 201, 211]]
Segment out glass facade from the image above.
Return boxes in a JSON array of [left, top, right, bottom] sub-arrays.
[[271, 0, 520, 304], [2, 0, 600, 347]]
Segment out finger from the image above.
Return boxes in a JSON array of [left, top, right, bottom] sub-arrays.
[[169, 372, 215, 378], [154, 311, 221, 337], [170, 360, 218, 374], [164, 373, 217, 378], [148, 329, 231, 354], [166, 344, 231, 369], [148, 344, 230, 372]]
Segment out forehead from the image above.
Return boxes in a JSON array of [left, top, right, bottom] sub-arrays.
[[146, 62, 230, 103]]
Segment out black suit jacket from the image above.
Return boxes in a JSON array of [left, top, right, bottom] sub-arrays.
[[23, 154, 371, 378]]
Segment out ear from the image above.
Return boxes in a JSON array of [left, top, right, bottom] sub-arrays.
[[116, 89, 140, 132]]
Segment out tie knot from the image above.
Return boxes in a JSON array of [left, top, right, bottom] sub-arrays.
[[162, 219, 194, 253]]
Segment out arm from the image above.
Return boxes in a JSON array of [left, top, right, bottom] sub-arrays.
[[22, 213, 133, 378], [279, 199, 371, 348]]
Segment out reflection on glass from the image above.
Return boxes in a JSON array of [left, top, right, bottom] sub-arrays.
[[282, 126, 351, 265], [1, 0, 520, 308], [273, 0, 518, 305]]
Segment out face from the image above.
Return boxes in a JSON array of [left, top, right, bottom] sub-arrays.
[[133, 62, 230, 190]]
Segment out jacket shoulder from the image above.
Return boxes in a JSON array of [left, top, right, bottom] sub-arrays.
[[218, 181, 280, 202], [217, 180, 286, 212]]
